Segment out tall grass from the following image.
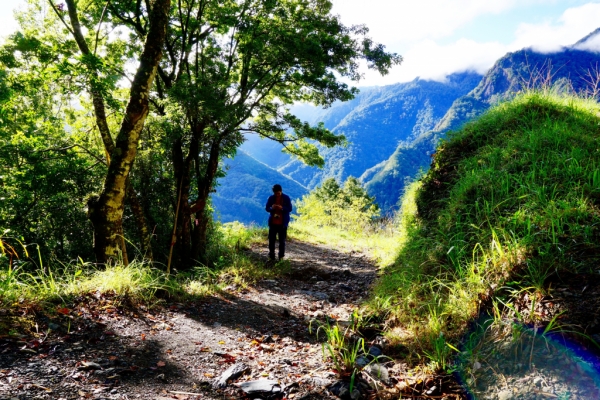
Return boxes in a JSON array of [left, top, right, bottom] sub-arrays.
[[290, 217, 406, 267], [369, 92, 600, 370], [0, 222, 275, 310]]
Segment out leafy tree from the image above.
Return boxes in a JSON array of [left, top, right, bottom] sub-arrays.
[[111, 0, 401, 267], [295, 177, 380, 232], [0, 33, 103, 262], [1, 0, 399, 269], [43, 0, 172, 263]]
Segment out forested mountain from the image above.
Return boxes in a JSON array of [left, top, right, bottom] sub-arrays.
[[217, 72, 482, 221], [436, 47, 600, 132], [212, 151, 308, 224], [215, 29, 600, 224], [277, 72, 482, 188], [362, 30, 600, 213]]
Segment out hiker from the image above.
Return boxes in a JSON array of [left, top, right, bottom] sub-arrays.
[[265, 184, 292, 261]]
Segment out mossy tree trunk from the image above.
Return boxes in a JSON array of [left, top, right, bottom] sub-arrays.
[[87, 0, 171, 263], [62, 0, 164, 263]]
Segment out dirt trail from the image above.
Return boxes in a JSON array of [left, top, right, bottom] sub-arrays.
[[0, 239, 386, 400]]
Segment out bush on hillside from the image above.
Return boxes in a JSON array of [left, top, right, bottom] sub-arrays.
[[294, 177, 380, 232]]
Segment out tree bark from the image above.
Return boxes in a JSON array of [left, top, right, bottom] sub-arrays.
[[127, 183, 154, 260], [191, 136, 222, 263], [63, 0, 157, 263], [90, 0, 171, 263], [171, 137, 192, 268]]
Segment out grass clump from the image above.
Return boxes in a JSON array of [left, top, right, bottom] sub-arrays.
[[0, 222, 277, 321], [370, 92, 600, 371]]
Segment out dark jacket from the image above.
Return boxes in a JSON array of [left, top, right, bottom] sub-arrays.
[[265, 193, 292, 227]]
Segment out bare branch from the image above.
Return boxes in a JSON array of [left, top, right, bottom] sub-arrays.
[[46, 0, 75, 36], [94, 0, 111, 55]]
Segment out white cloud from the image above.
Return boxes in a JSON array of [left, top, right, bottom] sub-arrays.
[[512, 3, 600, 53], [331, 0, 528, 46], [357, 38, 508, 85], [575, 33, 600, 53], [346, 2, 600, 86]]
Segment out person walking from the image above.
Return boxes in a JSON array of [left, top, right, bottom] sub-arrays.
[[265, 184, 292, 261]]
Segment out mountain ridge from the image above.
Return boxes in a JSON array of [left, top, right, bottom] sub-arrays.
[[214, 28, 600, 223], [365, 29, 600, 212]]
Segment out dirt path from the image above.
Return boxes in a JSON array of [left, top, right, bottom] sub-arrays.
[[0, 239, 392, 400]]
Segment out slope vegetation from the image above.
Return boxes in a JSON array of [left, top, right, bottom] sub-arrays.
[[366, 39, 600, 213], [371, 92, 600, 362]]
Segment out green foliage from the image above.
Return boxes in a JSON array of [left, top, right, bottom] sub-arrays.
[[311, 319, 365, 376], [370, 92, 600, 370], [294, 177, 380, 232], [0, 0, 400, 266], [0, 29, 105, 262]]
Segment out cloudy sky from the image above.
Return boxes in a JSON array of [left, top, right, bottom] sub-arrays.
[[3, 0, 600, 86]]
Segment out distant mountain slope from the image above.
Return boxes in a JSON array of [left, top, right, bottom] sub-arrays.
[[277, 72, 482, 188], [436, 47, 600, 132], [213, 29, 600, 224], [212, 150, 308, 225], [365, 30, 600, 212], [363, 131, 438, 213]]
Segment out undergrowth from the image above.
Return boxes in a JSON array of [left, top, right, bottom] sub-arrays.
[[0, 222, 277, 315], [289, 219, 404, 267]]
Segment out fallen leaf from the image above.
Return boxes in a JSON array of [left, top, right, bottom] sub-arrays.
[[157, 361, 166, 367], [57, 308, 70, 315]]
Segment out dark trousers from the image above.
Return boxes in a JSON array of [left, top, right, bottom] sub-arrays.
[[268, 224, 287, 259]]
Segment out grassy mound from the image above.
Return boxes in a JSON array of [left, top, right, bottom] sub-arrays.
[[371, 92, 600, 369]]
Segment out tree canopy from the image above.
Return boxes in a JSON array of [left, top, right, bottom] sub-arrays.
[[0, 0, 400, 268]]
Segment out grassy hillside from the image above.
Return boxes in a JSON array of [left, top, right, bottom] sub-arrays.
[[365, 45, 600, 215], [370, 92, 600, 366]]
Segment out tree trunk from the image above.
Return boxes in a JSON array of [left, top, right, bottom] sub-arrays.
[[63, 0, 160, 264], [127, 183, 154, 261], [89, 0, 171, 263], [171, 126, 203, 269], [191, 137, 222, 263], [171, 138, 192, 268]]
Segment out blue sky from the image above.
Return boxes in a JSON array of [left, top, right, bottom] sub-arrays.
[[331, 0, 600, 85], [3, 0, 600, 86]]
